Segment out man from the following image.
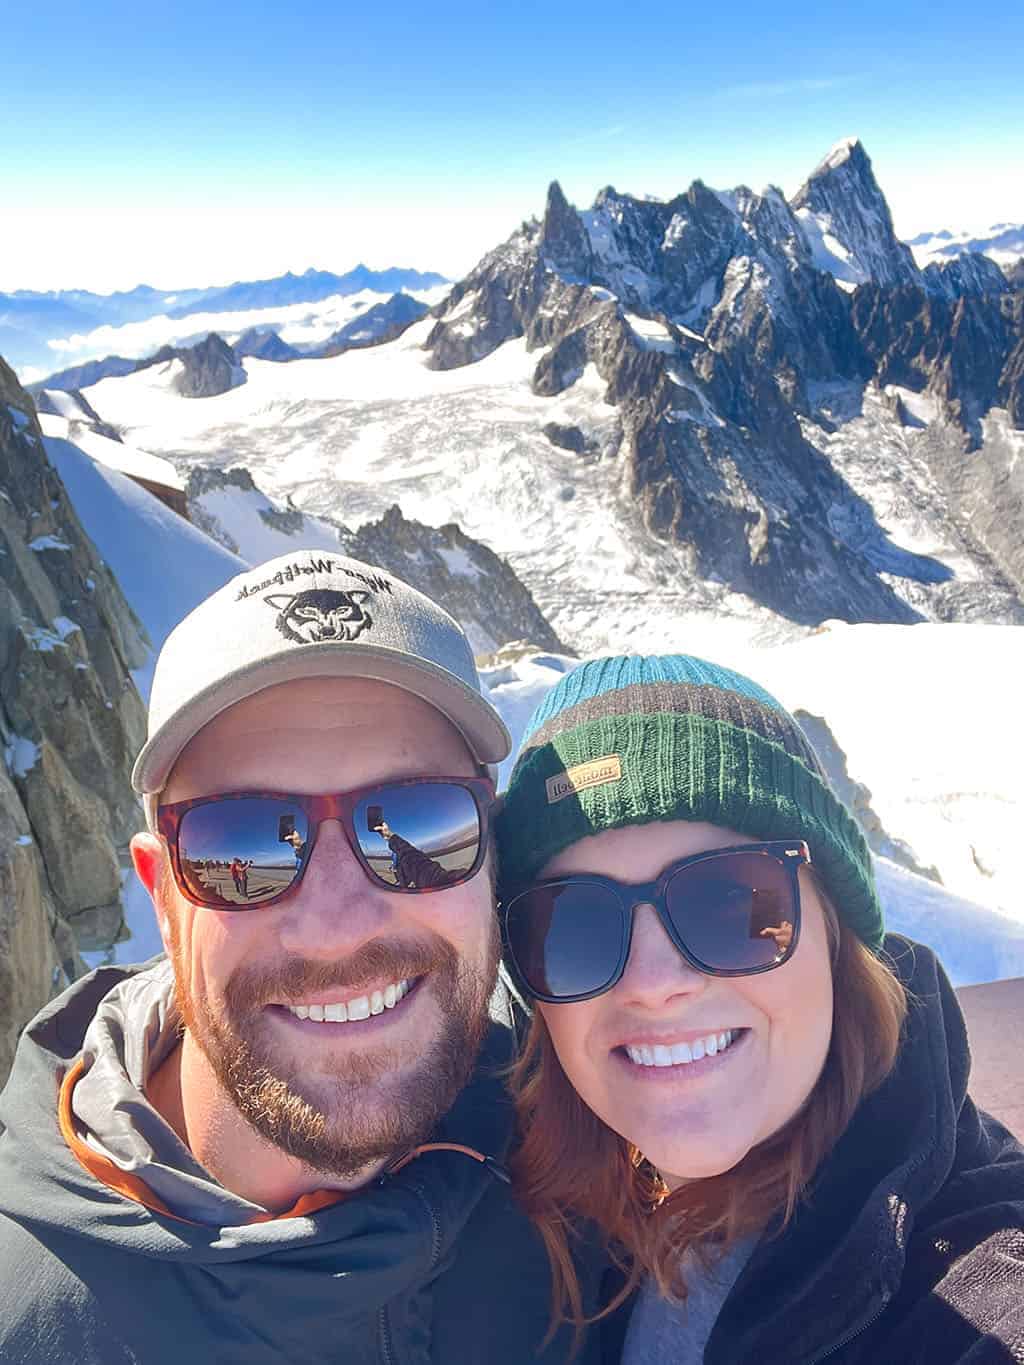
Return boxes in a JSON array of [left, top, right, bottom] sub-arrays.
[[0, 551, 602, 1363]]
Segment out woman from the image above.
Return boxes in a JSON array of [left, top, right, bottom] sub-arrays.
[[496, 654, 1024, 1363]]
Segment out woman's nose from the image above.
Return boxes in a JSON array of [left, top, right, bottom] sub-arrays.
[[615, 903, 708, 1007]]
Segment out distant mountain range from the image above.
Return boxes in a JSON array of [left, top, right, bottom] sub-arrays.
[[0, 265, 448, 375], [908, 223, 1024, 268]]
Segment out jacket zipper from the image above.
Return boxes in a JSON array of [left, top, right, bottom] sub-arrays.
[[376, 1176, 446, 1364], [378, 1305, 396, 1365], [807, 1294, 891, 1365]]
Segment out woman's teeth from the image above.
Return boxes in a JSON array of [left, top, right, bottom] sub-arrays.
[[625, 1030, 738, 1068], [284, 979, 412, 1023]]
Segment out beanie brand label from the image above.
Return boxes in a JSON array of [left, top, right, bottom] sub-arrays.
[[546, 755, 622, 804]]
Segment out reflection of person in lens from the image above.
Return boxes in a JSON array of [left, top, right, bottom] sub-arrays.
[[758, 920, 793, 953], [372, 818, 456, 889], [282, 828, 305, 864], [495, 653, 1024, 1362]]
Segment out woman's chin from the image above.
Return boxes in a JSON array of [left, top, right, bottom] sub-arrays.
[[653, 1144, 752, 1187]]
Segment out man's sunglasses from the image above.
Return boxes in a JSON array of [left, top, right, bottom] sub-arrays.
[[501, 841, 810, 1004], [157, 776, 494, 910]]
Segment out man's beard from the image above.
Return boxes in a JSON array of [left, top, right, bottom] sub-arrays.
[[169, 922, 500, 1181]]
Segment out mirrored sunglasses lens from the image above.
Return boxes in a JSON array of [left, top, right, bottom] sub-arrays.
[[506, 883, 624, 999], [355, 782, 482, 890], [665, 851, 795, 971], [177, 799, 310, 908]]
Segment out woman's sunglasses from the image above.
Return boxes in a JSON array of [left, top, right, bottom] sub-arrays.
[[501, 841, 810, 1004], [157, 776, 494, 910]]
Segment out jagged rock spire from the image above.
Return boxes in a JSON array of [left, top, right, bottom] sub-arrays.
[[539, 180, 593, 276], [791, 139, 919, 289]]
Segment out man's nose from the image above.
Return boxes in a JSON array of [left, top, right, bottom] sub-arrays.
[[275, 819, 394, 957], [615, 903, 708, 1008]]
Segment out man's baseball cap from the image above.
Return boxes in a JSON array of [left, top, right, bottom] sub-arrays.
[[131, 550, 511, 795]]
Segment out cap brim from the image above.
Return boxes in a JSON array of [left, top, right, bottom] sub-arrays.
[[131, 640, 511, 794]]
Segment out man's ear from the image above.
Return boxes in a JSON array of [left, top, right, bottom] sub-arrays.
[[130, 832, 174, 957]]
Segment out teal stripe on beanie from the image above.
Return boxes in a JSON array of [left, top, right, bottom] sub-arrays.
[[524, 654, 787, 737], [497, 654, 884, 952]]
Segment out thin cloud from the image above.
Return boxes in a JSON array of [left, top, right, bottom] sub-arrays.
[[717, 76, 858, 100], [555, 123, 629, 153]]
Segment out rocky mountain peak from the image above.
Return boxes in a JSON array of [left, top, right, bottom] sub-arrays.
[[791, 138, 919, 289], [138, 332, 246, 398], [540, 179, 593, 277], [922, 252, 1011, 303]]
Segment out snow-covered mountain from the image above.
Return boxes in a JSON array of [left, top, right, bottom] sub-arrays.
[[78, 139, 1024, 643], [4, 266, 449, 379]]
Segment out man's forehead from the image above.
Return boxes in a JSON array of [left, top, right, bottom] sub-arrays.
[[162, 675, 475, 799]]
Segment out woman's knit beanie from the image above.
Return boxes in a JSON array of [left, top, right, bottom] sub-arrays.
[[496, 654, 883, 951]]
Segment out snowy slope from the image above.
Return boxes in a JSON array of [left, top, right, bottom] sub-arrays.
[[38, 412, 184, 490], [42, 432, 243, 698], [81, 323, 795, 654]]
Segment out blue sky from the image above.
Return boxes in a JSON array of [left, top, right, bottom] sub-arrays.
[[2, 0, 1021, 291]]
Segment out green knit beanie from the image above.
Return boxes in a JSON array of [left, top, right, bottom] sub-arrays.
[[496, 654, 883, 951]]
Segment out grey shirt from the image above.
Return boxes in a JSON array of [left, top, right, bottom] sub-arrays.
[[622, 1235, 758, 1364]]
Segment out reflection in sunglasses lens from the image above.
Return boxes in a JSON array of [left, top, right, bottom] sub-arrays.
[[356, 783, 482, 890], [178, 799, 310, 909], [507, 883, 625, 999], [666, 852, 794, 971]]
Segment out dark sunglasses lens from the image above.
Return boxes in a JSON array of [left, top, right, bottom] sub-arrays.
[[506, 882, 625, 999], [354, 782, 483, 890], [177, 799, 311, 908], [665, 851, 796, 971]]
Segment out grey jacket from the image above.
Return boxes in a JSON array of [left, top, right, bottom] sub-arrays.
[[0, 959, 603, 1364]]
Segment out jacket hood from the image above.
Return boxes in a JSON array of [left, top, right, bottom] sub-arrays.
[[0, 957, 516, 1296]]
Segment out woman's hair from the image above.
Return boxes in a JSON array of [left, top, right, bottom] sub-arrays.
[[507, 881, 908, 1331]]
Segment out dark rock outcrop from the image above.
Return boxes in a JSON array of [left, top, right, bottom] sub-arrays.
[[29, 355, 137, 395], [340, 505, 566, 656], [317, 293, 428, 357], [233, 329, 300, 362], [922, 252, 1010, 302], [0, 356, 149, 1086], [139, 333, 245, 398]]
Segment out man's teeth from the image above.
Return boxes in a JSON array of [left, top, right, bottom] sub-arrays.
[[625, 1030, 738, 1068], [284, 979, 412, 1023]]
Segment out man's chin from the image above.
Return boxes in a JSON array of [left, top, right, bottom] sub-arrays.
[[202, 999, 485, 1176]]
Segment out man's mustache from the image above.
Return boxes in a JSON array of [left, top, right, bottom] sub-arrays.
[[224, 936, 458, 1012]]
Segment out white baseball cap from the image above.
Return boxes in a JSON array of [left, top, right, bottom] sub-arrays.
[[132, 549, 511, 795]]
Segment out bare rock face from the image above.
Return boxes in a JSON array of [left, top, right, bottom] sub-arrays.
[[922, 252, 1010, 303], [140, 333, 246, 398], [340, 505, 566, 656], [791, 139, 919, 289], [0, 766, 65, 1086], [0, 355, 149, 1085]]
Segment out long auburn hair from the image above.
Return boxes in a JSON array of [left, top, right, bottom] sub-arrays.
[[507, 884, 908, 1331]]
